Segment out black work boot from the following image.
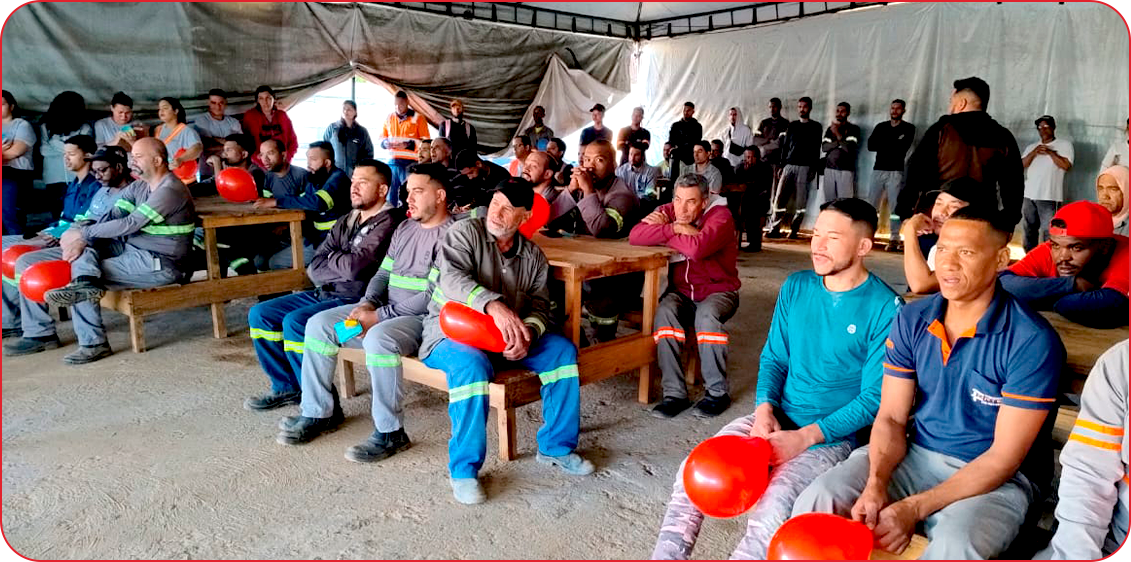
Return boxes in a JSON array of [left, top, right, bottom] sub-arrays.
[[344, 428, 412, 463], [651, 397, 692, 419], [276, 408, 345, 445], [44, 276, 106, 307]]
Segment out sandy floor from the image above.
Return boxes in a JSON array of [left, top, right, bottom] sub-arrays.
[[1, 241, 911, 560]]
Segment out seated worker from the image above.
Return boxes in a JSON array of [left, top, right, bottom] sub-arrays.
[[201, 133, 267, 195], [421, 178, 593, 505], [255, 141, 352, 270], [615, 142, 660, 202], [273, 164, 455, 460], [508, 135, 531, 177], [3, 145, 129, 347], [566, 140, 641, 342], [1036, 339, 1128, 560], [652, 198, 901, 559], [522, 150, 576, 231], [187, 133, 268, 277], [629, 173, 741, 419], [793, 206, 1066, 559], [903, 177, 994, 294], [244, 160, 405, 411], [252, 139, 309, 269], [733, 146, 774, 253], [1000, 201, 1128, 329], [41, 138, 197, 365], [1095, 165, 1128, 236], [451, 150, 509, 212]]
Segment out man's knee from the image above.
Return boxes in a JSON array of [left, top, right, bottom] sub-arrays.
[[248, 300, 275, 327], [365, 323, 413, 355], [305, 309, 341, 340], [282, 310, 310, 337]]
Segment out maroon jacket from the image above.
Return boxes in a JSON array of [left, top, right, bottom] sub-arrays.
[[629, 198, 740, 301]]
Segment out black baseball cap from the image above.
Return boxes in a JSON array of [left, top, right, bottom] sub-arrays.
[[85, 146, 128, 166], [490, 177, 535, 210], [589, 103, 606, 112], [1035, 115, 1056, 129]]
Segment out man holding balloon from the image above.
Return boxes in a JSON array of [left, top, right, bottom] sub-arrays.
[[652, 198, 901, 560], [420, 177, 593, 505]]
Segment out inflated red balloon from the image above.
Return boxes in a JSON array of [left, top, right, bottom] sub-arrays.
[[439, 301, 506, 353], [172, 148, 198, 182], [683, 435, 772, 518], [518, 194, 550, 238], [216, 167, 259, 203], [768, 513, 873, 560], [3, 244, 40, 279], [19, 260, 72, 304]]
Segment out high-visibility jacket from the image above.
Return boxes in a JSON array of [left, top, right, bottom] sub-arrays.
[[381, 109, 430, 161]]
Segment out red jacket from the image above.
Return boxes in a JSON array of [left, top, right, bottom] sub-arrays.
[[243, 107, 298, 167], [629, 198, 740, 301]]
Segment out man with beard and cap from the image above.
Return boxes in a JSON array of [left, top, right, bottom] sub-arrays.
[[1021, 115, 1075, 252], [421, 177, 593, 505], [439, 99, 477, 158], [1000, 201, 1129, 329], [617, 106, 651, 165], [254, 141, 351, 270], [902, 177, 994, 295], [821, 102, 861, 202], [243, 159, 405, 412], [523, 150, 576, 229], [274, 163, 455, 460], [580, 104, 613, 147], [668, 102, 703, 180], [523, 105, 555, 152], [899, 77, 1024, 229], [723, 107, 755, 170], [866, 99, 916, 251], [1096, 165, 1129, 236], [768, 97, 823, 239]]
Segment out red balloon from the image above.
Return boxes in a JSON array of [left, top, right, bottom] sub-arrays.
[[172, 148, 198, 182], [683, 435, 772, 518], [439, 301, 506, 353], [768, 513, 873, 560], [3, 244, 40, 279], [216, 167, 259, 203], [19, 260, 72, 304], [518, 194, 550, 238]]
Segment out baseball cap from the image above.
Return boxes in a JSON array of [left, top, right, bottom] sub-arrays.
[[1035, 115, 1056, 129], [85, 146, 128, 166], [454, 149, 480, 171], [490, 177, 535, 210], [589, 103, 606, 113], [1049, 201, 1114, 239], [927, 177, 995, 210]]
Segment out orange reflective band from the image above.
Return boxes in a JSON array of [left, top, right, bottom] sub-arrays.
[[1001, 391, 1056, 403], [1075, 419, 1125, 436], [1069, 433, 1123, 451]]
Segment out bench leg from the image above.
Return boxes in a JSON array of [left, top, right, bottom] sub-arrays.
[[497, 407, 517, 461], [637, 364, 653, 404], [210, 303, 227, 339], [128, 314, 146, 353], [337, 356, 357, 399]]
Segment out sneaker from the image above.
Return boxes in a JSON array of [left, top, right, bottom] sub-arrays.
[[651, 397, 692, 419], [2, 327, 21, 339], [43, 278, 105, 307], [450, 477, 486, 505], [344, 428, 412, 463], [536, 452, 595, 475], [692, 393, 732, 419], [4, 335, 61, 356], [275, 410, 345, 445], [244, 390, 301, 411], [63, 343, 113, 365]]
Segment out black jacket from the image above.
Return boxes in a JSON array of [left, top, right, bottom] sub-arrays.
[[308, 206, 407, 301]]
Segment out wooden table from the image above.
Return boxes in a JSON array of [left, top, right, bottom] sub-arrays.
[[532, 234, 675, 403], [101, 197, 309, 352]]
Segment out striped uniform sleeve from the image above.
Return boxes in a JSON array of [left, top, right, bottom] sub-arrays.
[[437, 221, 503, 313], [882, 307, 918, 380]]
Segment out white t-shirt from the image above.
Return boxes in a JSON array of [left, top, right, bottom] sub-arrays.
[[927, 244, 937, 272], [1102, 136, 1129, 169], [2, 118, 36, 170], [1023, 138, 1074, 201]]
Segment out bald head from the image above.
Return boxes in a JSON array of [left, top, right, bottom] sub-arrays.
[[130, 137, 169, 180], [582, 140, 617, 181]]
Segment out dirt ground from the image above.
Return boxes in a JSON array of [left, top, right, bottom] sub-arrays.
[[1, 241, 911, 560]]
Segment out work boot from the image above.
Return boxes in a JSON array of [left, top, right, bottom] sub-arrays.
[[692, 393, 732, 419], [4, 334, 62, 356], [450, 477, 486, 505], [63, 343, 113, 365], [244, 390, 301, 411], [275, 409, 345, 445], [589, 314, 619, 343], [344, 428, 412, 463], [650, 396, 692, 419], [43, 276, 105, 307], [537, 452, 595, 475]]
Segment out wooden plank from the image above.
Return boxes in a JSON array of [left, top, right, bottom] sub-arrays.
[[1040, 312, 1125, 378], [1053, 404, 1079, 445], [496, 408, 518, 461], [639, 266, 661, 404], [562, 267, 583, 346], [118, 269, 308, 316], [199, 212, 306, 229], [289, 219, 304, 270], [872, 534, 929, 560], [578, 333, 656, 387], [203, 226, 227, 339]]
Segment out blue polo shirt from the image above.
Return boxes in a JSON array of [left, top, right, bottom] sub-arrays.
[[883, 285, 1065, 483]]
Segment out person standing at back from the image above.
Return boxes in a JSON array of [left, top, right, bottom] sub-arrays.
[[581, 104, 613, 147], [668, 102, 702, 181], [439, 99, 477, 158], [821, 102, 861, 202], [381, 90, 430, 207], [323, 100, 373, 179], [866, 99, 916, 251], [617, 106, 651, 165], [523, 105, 555, 151], [2, 90, 36, 234], [193, 89, 244, 179], [1020, 115, 1074, 252], [768, 96, 822, 239], [243, 85, 298, 169]]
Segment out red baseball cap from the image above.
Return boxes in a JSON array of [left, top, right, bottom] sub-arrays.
[[1048, 201, 1114, 238]]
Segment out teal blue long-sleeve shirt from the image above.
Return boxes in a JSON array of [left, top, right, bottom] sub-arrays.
[[756, 270, 902, 444]]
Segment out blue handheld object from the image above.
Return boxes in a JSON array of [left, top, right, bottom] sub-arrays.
[[335, 319, 364, 343]]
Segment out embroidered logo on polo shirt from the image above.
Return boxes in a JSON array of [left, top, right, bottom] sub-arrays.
[[847, 324, 857, 334], [970, 388, 1002, 407]]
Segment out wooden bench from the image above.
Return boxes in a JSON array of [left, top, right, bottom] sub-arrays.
[[335, 333, 657, 462]]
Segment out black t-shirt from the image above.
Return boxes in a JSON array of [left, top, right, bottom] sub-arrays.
[[617, 126, 652, 164], [781, 120, 824, 167]]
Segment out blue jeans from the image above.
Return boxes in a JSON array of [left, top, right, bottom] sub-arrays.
[[388, 159, 414, 207], [423, 334, 581, 478], [248, 291, 348, 394], [2, 171, 22, 235]]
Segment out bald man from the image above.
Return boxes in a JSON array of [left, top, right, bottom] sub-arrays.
[[44, 137, 196, 364], [523, 150, 576, 228]]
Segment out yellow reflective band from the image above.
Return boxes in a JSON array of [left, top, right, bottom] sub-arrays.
[[2, 275, 19, 286], [448, 381, 489, 403], [141, 223, 195, 236], [314, 219, 336, 231], [380, 256, 395, 272], [262, 190, 273, 198], [431, 287, 448, 306], [366, 353, 401, 368], [428, 267, 440, 282], [389, 274, 429, 292], [538, 364, 578, 385], [228, 257, 250, 270], [136, 203, 165, 223], [604, 208, 624, 231], [283, 340, 304, 354], [466, 285, 485, 305], [115, 199, 136, 213], [304, 337, 339, 357], [469, 208, 481, 219], [250, 328, 283, 341], [315, 189, 335, 210]]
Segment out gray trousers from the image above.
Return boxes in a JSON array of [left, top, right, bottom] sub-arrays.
[[822, 169, 856, 202], [652, 413, 853, 560], [300, 304, 424, 432], [653, 290, 738, 400], [1022, 198, 1060, 253], [792, 444, 1034, 560], [863, 171, 905, 242], [2, 235, 60, 338], [768, 164, 811, 233], [70, 241, 181, 346]]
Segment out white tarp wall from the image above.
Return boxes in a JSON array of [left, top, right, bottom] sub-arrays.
[[635, 2, 1129, 224]]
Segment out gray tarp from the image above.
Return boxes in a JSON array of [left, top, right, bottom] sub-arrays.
[[1, 2, 632, 152]]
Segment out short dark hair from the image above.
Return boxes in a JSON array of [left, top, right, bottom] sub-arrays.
[[514, 135, 531, 148], [953, 76, 990, 107], [711, 139, 724, 149], [2, 90, 16, 111], [799, 96, 813, 106], [744, 146, 761, 159], [549, 138, 566, 153], [629, 141, 648, 153], [110, 91, 133, 108], [65, 134, 96, 155], [695, 140, 712, 153], [254, 85, 275, 98], [770, 97, 782, 106], [225, 133, 256, 155], [454, 149, 481, 170], [892, 98, 906, 107], [947, 206, 1011, 247], [407, 162, 453, 190], [663, 141, 673, 148], [354, 159, 392, 186], [158, 97, 187, 124], [308, 140, 335, 162], [208, 89, 227, 99], [684, 101, 695, 109], [820, 197, 878, 237], [837, 101, 851, 112], [395, 90, 408, 100], [260, 138, 285, 154]]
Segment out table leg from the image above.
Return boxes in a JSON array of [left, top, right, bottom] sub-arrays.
[[289, 220, 304, 272], [638, 266, 661, 404], [563, 268, 582, 347], [204, 227, 227, 339]]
